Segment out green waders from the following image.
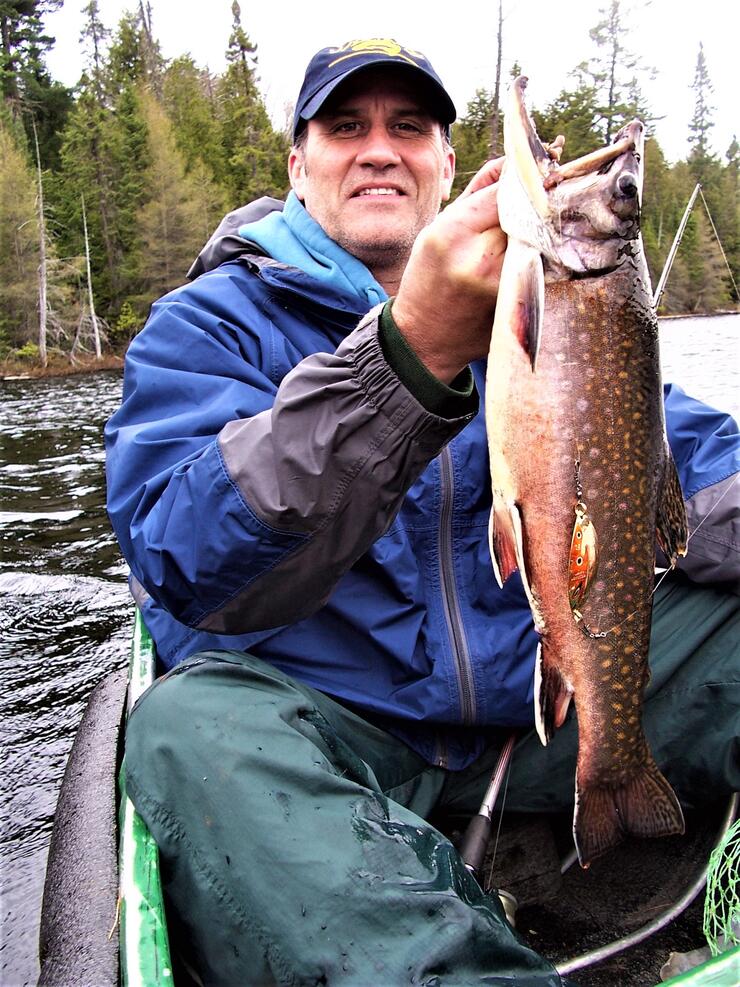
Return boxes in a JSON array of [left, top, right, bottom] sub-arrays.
[[124, 576, 739, 986]]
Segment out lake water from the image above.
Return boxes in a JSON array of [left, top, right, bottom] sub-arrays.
[[0, 313, 738, 985]]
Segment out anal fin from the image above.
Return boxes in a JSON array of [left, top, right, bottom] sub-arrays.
[[656, 450, 689, 566]]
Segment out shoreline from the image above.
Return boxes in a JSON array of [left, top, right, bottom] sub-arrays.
[[1, 354, 124, 381], [2, 308, 737, 381]]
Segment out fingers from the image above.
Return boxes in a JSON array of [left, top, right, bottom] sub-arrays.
[[458, 156, 506, 199], [544, 135, 565, 162]]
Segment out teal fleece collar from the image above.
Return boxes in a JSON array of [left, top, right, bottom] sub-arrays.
[[238, 191, 388, 308]]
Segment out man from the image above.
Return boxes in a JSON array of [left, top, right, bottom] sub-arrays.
[[106, 40, 739, 985]]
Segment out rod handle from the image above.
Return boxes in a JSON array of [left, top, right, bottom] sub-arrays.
[[459, 813, 491, 877]]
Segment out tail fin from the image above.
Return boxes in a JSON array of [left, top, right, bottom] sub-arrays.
[[574, 759, 685, 867]]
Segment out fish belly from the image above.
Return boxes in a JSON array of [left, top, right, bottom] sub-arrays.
[[486, 259, 685, 865]]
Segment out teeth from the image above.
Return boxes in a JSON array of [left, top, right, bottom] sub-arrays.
[[358, 188, 399, 196]]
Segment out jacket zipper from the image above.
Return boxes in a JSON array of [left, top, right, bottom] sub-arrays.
[[438, 446, 477, 730]]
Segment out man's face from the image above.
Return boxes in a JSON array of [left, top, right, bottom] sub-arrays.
[[288, 68, 455, 275]]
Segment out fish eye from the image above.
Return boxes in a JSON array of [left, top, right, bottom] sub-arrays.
[[576, 557, 583, 565]]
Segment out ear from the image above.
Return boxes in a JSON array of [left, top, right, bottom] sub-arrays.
[[288, 148, 307, 201], [441, 145, 456, 202]]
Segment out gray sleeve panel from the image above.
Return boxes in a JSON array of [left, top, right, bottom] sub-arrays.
[[678, 473, 739, 588], [199, 308, 477, 633]]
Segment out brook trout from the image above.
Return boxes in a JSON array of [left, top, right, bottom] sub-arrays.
[[486, 78, 688, 866]]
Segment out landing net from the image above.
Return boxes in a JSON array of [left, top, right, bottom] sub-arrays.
[[704, 817, 740, 955]]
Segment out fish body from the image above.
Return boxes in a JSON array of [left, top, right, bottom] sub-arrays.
[[486, 79, 688, 866]]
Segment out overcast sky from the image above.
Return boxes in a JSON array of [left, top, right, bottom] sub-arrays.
[[45, 0, 736, 164]]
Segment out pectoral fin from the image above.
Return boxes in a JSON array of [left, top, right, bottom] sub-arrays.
[[489, 493, 518, 587], [656, 452, 688, 566], [506, 241, 544, 372]]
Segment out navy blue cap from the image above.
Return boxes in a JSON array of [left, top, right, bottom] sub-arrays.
[[293, 39, 457, 140]]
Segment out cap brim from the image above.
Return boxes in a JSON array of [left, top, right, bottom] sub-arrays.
[[299, 60, 456, 129]]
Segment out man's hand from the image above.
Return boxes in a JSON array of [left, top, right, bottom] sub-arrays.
[[392, 158, 506, 384]]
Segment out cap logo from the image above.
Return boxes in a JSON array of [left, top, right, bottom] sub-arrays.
[[327, 39, 426, 70]]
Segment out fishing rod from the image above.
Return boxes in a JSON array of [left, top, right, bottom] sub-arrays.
[[459, 732, 517, 878], [653, 183, 701, 310], [653, 181, 738, 309]]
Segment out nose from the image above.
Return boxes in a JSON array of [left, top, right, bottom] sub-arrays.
[[355, 124, 402, 168], [617, 172, 638, 198], [610, 167, 640, 219]]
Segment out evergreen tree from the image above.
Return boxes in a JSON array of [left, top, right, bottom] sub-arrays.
[[216, 1, 289, 204], [1, 0, 60, 107], [532, 82, 602, 162], [687, 42, 716, 184], [451, 89, 494, 197], [688, 42, 714, 158], [719, 136, 739, 299], [1, 0, 71, 168], [55, 10, 148, 319], [162, 55, 227, 201], [685, 210, 733, 312], [79, 1, 109, 102], [107, 5, 163, 92], [641, 137, 674, 290], [577, 0, 654, 143]]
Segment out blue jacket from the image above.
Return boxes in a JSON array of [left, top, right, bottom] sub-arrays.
[[105, 202, 740, 770]]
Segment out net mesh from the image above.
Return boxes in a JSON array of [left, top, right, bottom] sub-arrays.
[[703, 817, 740, 956]]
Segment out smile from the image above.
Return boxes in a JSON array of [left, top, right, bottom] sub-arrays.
[[354, 188, 404, 197]]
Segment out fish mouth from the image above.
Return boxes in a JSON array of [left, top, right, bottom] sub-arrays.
[[502, 78, 645, 273]]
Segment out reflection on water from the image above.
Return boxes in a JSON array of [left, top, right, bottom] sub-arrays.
[[0, 314, 737, 985]]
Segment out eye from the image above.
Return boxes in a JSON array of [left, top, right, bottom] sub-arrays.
[[394, 120, 424, 135], [330, 121, 362, 136]]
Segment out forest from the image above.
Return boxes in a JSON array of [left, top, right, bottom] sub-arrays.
[[1, 0, 737, 367]]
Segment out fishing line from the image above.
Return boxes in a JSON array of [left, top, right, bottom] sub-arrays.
[[684, 473, 739, 547], [575, 473, 739, 638], [698, 188, 739, 299], [485, 755, 513, 889]]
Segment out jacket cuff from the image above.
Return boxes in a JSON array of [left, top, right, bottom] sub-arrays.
[[379, 299, 477, 419]]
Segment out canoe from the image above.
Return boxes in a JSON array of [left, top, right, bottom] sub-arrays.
[[38, 611, 172, 986], [38, 612, 738, 986]]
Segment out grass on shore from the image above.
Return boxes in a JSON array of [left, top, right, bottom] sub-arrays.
[[1, 352, 124, 380]]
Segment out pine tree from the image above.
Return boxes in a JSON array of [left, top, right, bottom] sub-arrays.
[[107, 5, 164, 92], [577, 0, 655, 144], [641, 137, 673, 289], [687, 42, 716, 184], [162, 55, 227, 203], [56, 81, 148, 316], [216, 1, 289, 205], [719, 137, 739, 299], [686, 211, 733, 312], [1, 0, 61, 108], [451, 89, 494, 197], [1, 0, 72, 168], [532, 83, 602, 162]]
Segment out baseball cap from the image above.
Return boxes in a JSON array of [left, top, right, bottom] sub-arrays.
[[293, 39, 457, 140]]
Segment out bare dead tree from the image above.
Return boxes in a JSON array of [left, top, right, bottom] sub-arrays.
[[31, 118, 48, 367], [490, 0, 504, 156], [81, 195, 102, 358]]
